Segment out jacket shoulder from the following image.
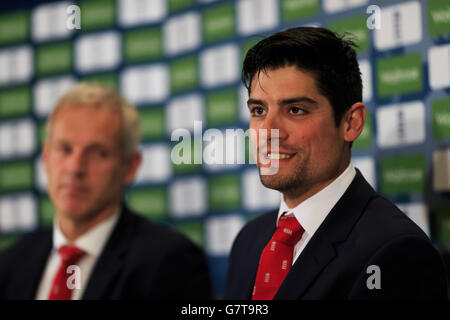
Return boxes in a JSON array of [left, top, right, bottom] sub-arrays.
[[359, 195, 430, 242], [0, 229, 51, 264]]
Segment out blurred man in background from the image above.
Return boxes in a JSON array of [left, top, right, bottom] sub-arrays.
[[0, 82, 212, 300], [225, 26, 447, 300]]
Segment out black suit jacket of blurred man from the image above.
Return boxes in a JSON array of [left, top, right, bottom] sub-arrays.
[[225, 170, 448, 299], [0, 205, 212, 300]]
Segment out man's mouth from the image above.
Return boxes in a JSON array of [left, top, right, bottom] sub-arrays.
[[267, 153, 295, 160]]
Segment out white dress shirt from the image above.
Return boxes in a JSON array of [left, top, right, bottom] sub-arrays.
[[35, 208, 121, 300], [277, 163, 356, 265]]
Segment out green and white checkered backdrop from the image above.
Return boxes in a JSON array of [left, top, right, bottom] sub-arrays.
[[0, 0, 449, 298]]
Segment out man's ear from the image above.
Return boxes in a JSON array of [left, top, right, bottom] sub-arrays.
[[124, 150, 142, 185], [342, 102, 366, 143]]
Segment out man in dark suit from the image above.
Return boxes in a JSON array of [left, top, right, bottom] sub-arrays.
[[225, 27, 448, 300], [0, 82, 212, 300]]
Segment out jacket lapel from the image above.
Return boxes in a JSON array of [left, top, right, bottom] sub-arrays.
[[82, 206, 134, 299], [274, 170, 377, 299]]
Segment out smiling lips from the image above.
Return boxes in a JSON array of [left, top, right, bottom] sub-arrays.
[[267, 153, 295, 160]]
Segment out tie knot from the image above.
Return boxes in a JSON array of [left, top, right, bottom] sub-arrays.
[[59, 245, 85, 265], [273, 215, 304, 245]]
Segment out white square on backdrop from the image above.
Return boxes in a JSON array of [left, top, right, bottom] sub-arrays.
[[16, 194, 38, 231], [170, 176, 206, 219], [33, 76, 76, 118], [376, 101, 425, 148], [429, 44, 450, 90], [433, 148, 450, 192], [352, 157, 376, 189], [0, 120, 36, 159], [359, 59, 372, 102], [32, 1, 74, 42], [166, 93, 204, 133], [237, 0, 279, 36], [242, 168, 280, 211], [135, 143, 172, 184], [200, 44, 239, 88], [164, 12, 200, 56], [15, 119, 36, 157], [118, 0, 167, 27], [0, 46, 33, 86], [374, 1, 422, 51], [121, 64, 169, 105], [75, 31, 121, 74], [323, 0, 368, 13], [35, 154, 48, 192], [396, 202, 430, 237], [205, 214, 245, 256]]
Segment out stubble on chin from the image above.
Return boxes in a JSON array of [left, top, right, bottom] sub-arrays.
[[257, 156, 312, 200]]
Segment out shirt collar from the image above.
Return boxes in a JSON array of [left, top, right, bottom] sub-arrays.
[[53, 207, 121, 257], [277, 163, 356, 236]]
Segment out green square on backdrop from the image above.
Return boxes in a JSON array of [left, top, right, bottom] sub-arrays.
[[127, 187, 168, 220], [376, 53, 423, 98], [436, 203, 450, 243], [203, 3, 235, 44], [36, 42, 72, 75], [328, 15, 369, 52], [281, 0, 320, 22], [175, 221, 204, 248], [206, 88, 238, 126], [380, 154, 425, 195], [353, 111, 372, 149], [431, 97, 450, 139], [140, 106, 165, 140], [39, 195, 55, 228], [170, 55, 198, 93], [38, 119, 47, 147], [0, 86, 31, 118], [208, 174, 240, 211], [0, 161, 34, 192], [80, 0, 116, 30], [171, 139, 202, 174], [81, 72, 118, 89], [428, 0, 450, 37], [124, 27, 163, 63], [0, 233, 23, 251], [169, 0, 196, 13], [0, 10, 28, 45], [241, 37, 263, 64]]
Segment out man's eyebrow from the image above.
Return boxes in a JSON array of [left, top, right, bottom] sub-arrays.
[[247, 98, 266, 107], [279, 96, 318, 106], [247, 96, 318, 108]]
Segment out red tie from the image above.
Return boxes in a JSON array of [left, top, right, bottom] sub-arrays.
[[252, 214, 304, 300], [48, 245, 85, 300]]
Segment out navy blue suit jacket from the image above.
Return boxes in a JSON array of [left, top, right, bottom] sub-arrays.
[[0, 206, 212, 300], [225, 171, 448, 299]]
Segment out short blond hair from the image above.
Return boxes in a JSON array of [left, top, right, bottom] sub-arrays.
[[46, 82, 141, 160]]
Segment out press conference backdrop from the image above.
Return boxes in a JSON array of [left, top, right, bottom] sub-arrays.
[[0, 0, 449, 298]]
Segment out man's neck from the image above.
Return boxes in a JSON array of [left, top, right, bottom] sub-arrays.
[[57, 204, 119, 242], [283, 162, 350, 209]]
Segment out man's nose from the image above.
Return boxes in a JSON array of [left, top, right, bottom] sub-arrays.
[[67, 151, 87, 175], [260, 110, 286, 141]]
